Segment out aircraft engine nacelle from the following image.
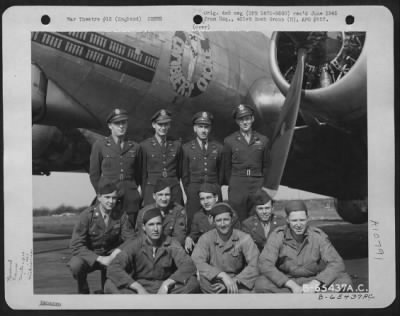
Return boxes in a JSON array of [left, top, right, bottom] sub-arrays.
[[32, 124, 91, 175], [32, 64, 100, 129], [269, 31, 367, 122], [336, 199, 368, 224]]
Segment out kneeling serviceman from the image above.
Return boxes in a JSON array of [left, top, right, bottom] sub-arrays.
[[68, 182, 134, 294], [192, 203, 259, 293], [185, 183, 239, 253], [135, 178, 187, 246], [255, 200, 353, 293], [104, 207, 199, 294], [241, 189, 285, 251]]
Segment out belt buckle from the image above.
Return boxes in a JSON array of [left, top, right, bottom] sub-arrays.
[[162, 170, 168, 178], [246, 169, 251, 176]]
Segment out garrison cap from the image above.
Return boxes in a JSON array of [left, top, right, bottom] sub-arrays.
[[107, 108, 129, 123], [192, 111, 213, 126], [198, 183, 219, 195], [153, 178, 171, 194], [210, 202, 234, 218], [97, 181, 118, 195], [250, 189, 273, 209], [232, 104, 254, 119], [142, 207, 162, 224], [285, 200, 308, 216], [151, 109, 172, 123]]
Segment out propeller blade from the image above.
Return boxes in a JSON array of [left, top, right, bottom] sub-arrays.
[[263, 48, 306, 196]]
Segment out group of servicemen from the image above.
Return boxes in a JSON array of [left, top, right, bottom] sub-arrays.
[[68, 104, 353, 294]]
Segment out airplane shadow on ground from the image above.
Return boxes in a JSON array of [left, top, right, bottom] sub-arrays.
[[317, 222, 368, 260]]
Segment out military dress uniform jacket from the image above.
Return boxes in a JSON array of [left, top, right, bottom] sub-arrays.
[[181, 139, 223, 188], [241, 215, 286, 251], [222, 131, 270, 183], [89, 136, 141, 192], [140, 137, 182, 187], [192, 229, 260, 289], [258, 225, 347, 287], [135, 202, 187, 246], [106, 235, 197, 292], [70, 204, 135, 267]]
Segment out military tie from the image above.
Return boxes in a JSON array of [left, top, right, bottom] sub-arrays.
[[116, 138, 123, 150], [262, 222, 271, 237], [201, 140, 207, 154], [103, 214, 109, 227]]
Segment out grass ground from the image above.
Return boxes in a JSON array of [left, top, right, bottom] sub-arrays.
[[33, 215, 78, 235]]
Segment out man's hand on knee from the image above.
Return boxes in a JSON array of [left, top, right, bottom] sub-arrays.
[[285, 279, 303, 293]]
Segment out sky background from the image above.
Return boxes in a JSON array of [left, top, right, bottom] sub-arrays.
[[32, 172, 328, 209]]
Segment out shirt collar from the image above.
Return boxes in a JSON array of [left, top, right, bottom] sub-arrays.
[[197, 138, 208, 147], [96, 204, 110, 219], [213, 228, 239, 246], [142, 234, 171, 247], [283, 225, 310, 242], [154, 134, 166, 145]]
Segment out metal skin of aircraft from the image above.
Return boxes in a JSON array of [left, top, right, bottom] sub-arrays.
[[31, 31, 367, 223]]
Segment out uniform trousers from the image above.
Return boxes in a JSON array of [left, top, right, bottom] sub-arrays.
[[228, 176, 263, 221], [254, 273, 353, 293], [117, 180, 141, 227], [103, 276, 200, 294], [67, 256, 106, 294]]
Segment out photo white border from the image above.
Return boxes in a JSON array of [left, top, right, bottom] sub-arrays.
[[3, 5, 395, 309]]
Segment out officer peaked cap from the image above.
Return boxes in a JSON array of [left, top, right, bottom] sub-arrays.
[[152, 109, 172, 123], [192, 111, 213, 125], [210, 202, 234, 218], [232, 104, 254, 119], [107, 108, 129, 123], [284, 200, 308, 216]]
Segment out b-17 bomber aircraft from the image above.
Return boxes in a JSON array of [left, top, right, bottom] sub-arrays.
[[31, 31, 367, 223]]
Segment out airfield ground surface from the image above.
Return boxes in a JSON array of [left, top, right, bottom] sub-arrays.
[[33, 202, 368, 294]]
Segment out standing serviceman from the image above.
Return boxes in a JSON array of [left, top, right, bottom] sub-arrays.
[[223, 104, 270, 221], [182, 111, 223, 228], [140, 109, 183, 206], [90, 108, 142, 227]]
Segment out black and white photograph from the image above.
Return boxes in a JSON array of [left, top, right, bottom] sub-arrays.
[[3, 5, 395, 309]]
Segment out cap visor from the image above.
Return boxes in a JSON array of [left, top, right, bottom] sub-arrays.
[[155, 118, 171, 124], [110, 115, 128, 123]]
